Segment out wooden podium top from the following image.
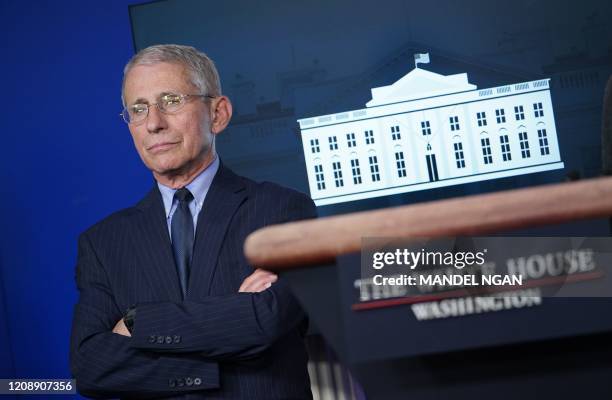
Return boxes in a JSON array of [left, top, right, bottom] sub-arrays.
[[244, 177, 612, 270]]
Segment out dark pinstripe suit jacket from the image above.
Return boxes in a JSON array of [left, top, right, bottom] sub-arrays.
[[70, 164, 316, 399]]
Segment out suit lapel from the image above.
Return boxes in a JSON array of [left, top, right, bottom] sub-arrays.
[[134, 187, 183, 302], [188, 164, 247, 297]]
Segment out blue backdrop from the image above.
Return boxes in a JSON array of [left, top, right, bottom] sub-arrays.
[[0, 1, 143, 398]]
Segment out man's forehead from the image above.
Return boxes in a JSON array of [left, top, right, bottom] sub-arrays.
[[124, 62, 194, 103]]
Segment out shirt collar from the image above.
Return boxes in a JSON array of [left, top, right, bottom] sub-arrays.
[[157, 156, 220, 218]]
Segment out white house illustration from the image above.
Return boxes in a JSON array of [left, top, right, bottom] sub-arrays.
[[298, 60, 564, 206]]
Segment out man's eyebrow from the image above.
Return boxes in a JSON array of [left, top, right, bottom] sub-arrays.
[[130, 92, 177, 105], [130, 97, 149, 105]]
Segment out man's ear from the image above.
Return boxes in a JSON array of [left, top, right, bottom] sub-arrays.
[[210, 96, 232, 135]]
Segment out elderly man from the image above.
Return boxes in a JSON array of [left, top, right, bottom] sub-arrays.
[[70, 44, 315, 399]]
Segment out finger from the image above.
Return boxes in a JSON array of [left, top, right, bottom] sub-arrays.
[[239, 272, 278, 293], [255, 274, 278, 291], [112, 319, 122, 333], [112, 319, 131, 337], [240, 276, 274, 293], [239, 268, 268, 288], [239, 268, 276, 292]]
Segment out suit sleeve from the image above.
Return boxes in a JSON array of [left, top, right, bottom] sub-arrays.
[[129, 191, 317, 359], [70, 233, 220, 399]]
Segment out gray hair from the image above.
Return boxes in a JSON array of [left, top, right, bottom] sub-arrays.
[[121, 44, 222, 106]]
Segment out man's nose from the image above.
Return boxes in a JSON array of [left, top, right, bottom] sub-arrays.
[[146, 105, 168, 133]]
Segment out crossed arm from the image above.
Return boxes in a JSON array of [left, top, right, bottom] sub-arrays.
[[112, 268, 277, 336], [71, 233, 305, 399]]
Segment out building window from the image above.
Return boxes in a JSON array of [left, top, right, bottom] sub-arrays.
[[369, 155, 380, 182], [310, 139, 320, 153], [421, 120, 431, 136], [495, 108, 506, 124], [481, 138, 493, 164], [519, 131, 530, 158], [449, 116, 460, 131], [391, 125, 401, 140], [332, 161, 344, 187], [364, 130, 375, 145], [328, 136, 338, 151], [346, 133, 356, 148], [477, 112, 487, 127], [314, 164, 325, 190], [514, 105, 525, 120], [350, 158, 362, 184], [395, 151, 407, 177], [500, 134, 511, 161], [538, 129, 550, 155], [454, 142, 466, 168], [533, 102, 544, 118]]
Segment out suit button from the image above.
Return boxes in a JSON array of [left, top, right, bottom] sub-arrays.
[[177, 378, 184, 387], [173, 335, 181, 344], [194, 377, 202, 386], [156, 335, 164, 344], [185, 377, 193, 386], [168, 379, 176, 388], [148, 335, 156, 343], [165, 336, 172, 344]]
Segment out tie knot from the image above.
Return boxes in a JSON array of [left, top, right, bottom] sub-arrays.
[[174, 188, 193, 203]]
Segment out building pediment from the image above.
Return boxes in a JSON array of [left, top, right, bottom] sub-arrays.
[[366, 68, 477, 107]]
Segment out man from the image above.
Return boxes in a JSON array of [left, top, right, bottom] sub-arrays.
[[70, 44, 316, 399]]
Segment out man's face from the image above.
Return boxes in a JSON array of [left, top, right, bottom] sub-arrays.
[[123, 62, 214, 180]]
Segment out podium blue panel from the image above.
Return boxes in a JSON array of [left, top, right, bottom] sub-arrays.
[[284, 249, 612, 399]]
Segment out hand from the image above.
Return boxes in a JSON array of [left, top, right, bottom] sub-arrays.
[[238, 268, 278, 293], [112, 318, 132, 337]]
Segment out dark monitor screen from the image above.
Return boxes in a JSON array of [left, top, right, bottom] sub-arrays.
[[128, 0, 612, 220]]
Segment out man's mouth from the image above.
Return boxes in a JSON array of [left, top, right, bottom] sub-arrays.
[[148, 142, 179, 153]]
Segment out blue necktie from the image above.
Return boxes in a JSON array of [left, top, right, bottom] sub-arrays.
[[171, 188, 194, 298]]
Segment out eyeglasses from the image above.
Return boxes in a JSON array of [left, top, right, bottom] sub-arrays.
[[120, 93, 215, 124]]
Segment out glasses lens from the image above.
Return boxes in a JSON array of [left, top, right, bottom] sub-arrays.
[[160, 94, 184, 113], [128, 104, 149, 124]]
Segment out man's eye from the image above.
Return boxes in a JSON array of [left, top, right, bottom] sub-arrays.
[[131, 105, 148, 114], [162, 95, 182, 106]]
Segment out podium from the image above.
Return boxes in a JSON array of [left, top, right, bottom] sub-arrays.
[[246, 177, 612, 399]]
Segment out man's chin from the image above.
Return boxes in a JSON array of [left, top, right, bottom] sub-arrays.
[[150, 162, 182, 177], [153, 166, 181, 177], [149, 157, 211, 186]]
